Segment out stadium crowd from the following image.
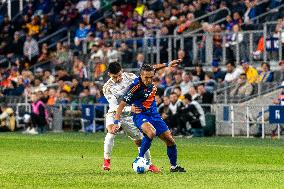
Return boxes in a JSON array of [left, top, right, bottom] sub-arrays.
[[0, 0, 284, 136]]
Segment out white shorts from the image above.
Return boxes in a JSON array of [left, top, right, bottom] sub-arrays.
[[105, 113, 143, 140]]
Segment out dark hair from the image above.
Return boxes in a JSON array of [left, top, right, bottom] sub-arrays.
[[261, 62, 270, 70], [174, 86, 181, 91], [0, 103, 8, 108], [184, 94, 192, 101], [140, 64, 154, 72], [108, 62, 122, 74], [226, 61, 235, 67], [240, 73, 247, 77], [170, 92, 177, 96]]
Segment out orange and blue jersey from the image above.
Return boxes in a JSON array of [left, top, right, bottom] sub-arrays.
[[123, 77, 169, 136], [123, 77, 158, 114]]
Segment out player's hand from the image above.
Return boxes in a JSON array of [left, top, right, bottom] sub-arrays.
[[131, 105, 142, 114], [111, 124, 120, 134], [169, 59, 182, 67]]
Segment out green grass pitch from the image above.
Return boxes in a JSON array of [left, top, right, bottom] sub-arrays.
[[0, 133, 284, 189]]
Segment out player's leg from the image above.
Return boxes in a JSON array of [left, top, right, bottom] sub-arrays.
[[138, 122, 156, 158], [121, 116, 152, 162], [103, 114, 117, 170], [159, 131, 186, 172], [153, 117, 186, 172]]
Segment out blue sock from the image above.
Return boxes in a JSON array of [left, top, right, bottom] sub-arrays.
[[139, 136, 152, 157], [167, 145, 177, 166]]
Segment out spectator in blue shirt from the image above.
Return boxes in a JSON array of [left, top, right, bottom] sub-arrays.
[[212, 60, 226, 82], [74, 22, 91, 46]]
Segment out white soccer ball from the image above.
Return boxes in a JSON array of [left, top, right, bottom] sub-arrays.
[[132, 157, 150, 174]]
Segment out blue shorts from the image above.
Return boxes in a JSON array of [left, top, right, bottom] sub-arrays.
[[133, 112, 169, 136]]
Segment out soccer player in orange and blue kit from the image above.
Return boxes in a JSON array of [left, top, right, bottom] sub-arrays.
[[113, 61, 186, 172]]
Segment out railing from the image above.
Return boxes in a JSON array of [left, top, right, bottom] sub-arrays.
[[38, 27, 70, 47], [214, 81, 282, 104], [242, 3, 284, 25], [174, 7, 231, 36], [214, 104, 283, 139]]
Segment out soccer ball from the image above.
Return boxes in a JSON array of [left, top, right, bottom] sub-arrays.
[[132, 157, 150, 174]]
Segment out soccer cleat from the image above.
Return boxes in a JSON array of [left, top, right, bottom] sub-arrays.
[[148, 164, 160, 173], [170, 165, 186, 173], [103, 159, 111, 170]]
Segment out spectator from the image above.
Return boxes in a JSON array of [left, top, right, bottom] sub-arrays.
[[224, 61, 243, 83], [119, 42, 133, 68], [90, 42, 104, 60], [173, 71, 183, 85], [177, 49, 192, 67], [258, 62, 273, 83], [192, 64, 205, 81], [197, 84, 214, 104], [23, 34, 39, 65], [212, 60, 226, 82], [71, 78, 84, 96], [0, 103, 15, 132], [133, 53, 145, 68], [180, 71, 194, 95], [25, 16, 40, 37], [43, 70, 55, 85], [173, 86, 184, 100], [169, 92, 184, 135], [158, 95, 173, 130], [230, 73, 253, 97], [46, 88, 57, 106], [226, 24, 246, 61], [241, 60, 259, 84], [244, 0, 257, 24], [155, 94, 163, 107], [38, 43, 51, 63], [274, 60, 284, 82], [74, 22, 91, 47], [189, 86, 202, 103], [52, 42, 70, 65], [30, 93, 49, 134], [181, 94, 205, 137]]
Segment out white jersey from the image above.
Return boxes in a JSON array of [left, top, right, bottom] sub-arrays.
[[103, 72, 137, 113]]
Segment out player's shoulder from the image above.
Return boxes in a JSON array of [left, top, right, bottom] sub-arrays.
[[103, 79, 114, 93], [127, 77, 140, 93], [123, 72, 137, 80]]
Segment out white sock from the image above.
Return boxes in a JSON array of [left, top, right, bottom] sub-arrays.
[[171, 165, 177, 169], [138, 147, 151, 164], [104, 133, 115, 159]]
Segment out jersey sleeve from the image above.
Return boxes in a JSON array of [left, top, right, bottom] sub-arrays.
[[103, 82, 119, 112], [123, 82, 139, 105]]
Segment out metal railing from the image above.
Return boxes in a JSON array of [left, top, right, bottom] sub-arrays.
[[214, 104, 283, 139], [214, 81, 282, 104]]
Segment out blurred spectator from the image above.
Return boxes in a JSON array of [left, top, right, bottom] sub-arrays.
[[244, 0, 257, 24], [173, 86, 184, 100], [241, 60, 259, 84], [52, 42, 70, 65], [46, 88, 57, 106], [212, 60, 226, 82], [23, 34, 39, 65], [274, 60, 284, 82], [181, 94, 205, 137], [74, 22, 91, 47], [0, 103, 15, 132], [258, 62, 273, 83], [230, 73, 253, 97], [197, 84, 214, 104], [177, 49, 192, 67], [180, 71, 194, 95], [133, 53, 145, 68], [38, 43, 51, 63], [158, 95, 173, 130], [43, 70, 55, 85], [169, 92, 184, 135], [192, 64, 205, 81], [224, 61, 243, 83], [188, 86, 202, 103]]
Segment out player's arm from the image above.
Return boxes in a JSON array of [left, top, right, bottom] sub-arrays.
[[153, 59, 182, 71]]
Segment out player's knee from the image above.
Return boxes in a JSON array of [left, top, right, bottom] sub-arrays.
[[147, 131, 156, 139]]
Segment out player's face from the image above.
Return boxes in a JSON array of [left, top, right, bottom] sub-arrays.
[[109, 71, 123, 83], [141, 70, 155, 86]]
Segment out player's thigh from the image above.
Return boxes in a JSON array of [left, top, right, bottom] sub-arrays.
[[159, 130, 176, 146], [141, 122, 156, 139], [121, 116, 143, 141]]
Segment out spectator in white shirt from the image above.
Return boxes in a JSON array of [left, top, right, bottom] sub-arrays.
[[224, 61, 243, 83]]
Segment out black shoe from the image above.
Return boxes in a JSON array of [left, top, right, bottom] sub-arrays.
[[170, 166, 186, 172]]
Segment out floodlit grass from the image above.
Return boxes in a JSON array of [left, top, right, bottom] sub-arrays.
[[0, 132, 283, 189]]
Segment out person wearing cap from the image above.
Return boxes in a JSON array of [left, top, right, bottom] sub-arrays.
[[241, 60, 258, 84], [0, 103, 15, 132], [212, 60, 226, 82], [230, 73, 253, 97]]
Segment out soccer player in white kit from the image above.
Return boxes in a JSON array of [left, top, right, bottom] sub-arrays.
[[102, 62, 159, 172]]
